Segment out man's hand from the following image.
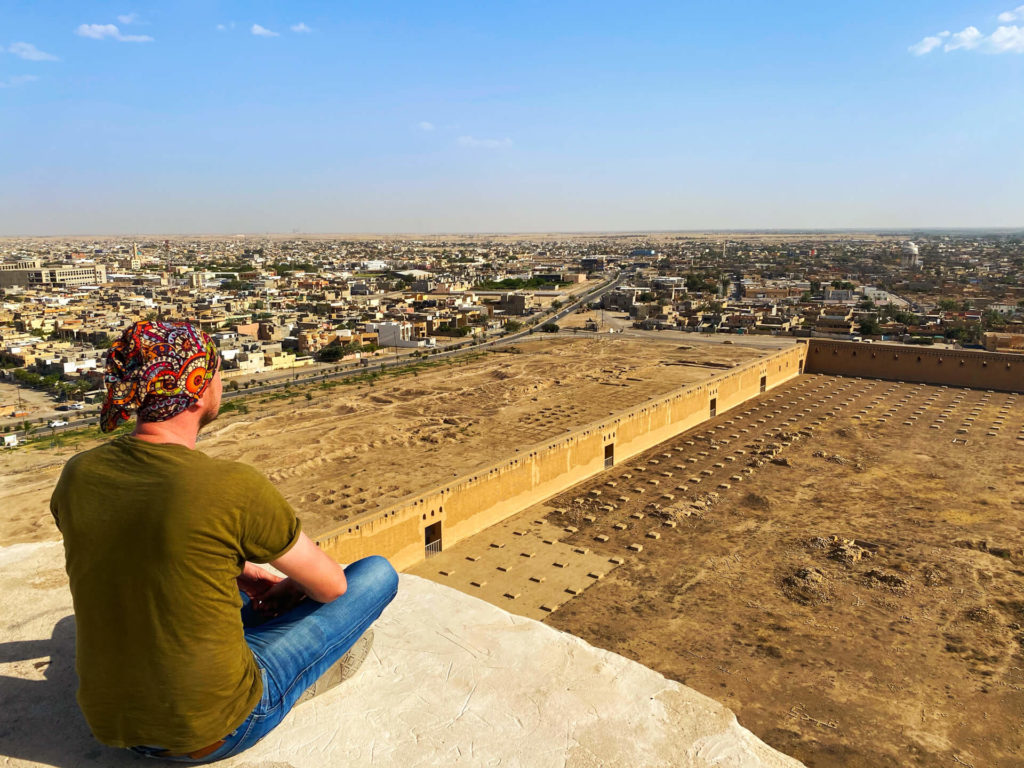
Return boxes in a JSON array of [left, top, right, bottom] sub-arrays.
[[237, 562, 282, 601], [250, 578, 307, 618]]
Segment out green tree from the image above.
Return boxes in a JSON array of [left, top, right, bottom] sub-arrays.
[[982, 309, 1006, 328], [316, 345, 348, 363], [540, 323, 560, 333], [859, 318, 882, 336], [0, 351, 25, 369]]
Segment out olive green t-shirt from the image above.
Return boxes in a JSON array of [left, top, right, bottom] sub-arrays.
[[50, 436, 302, 753]]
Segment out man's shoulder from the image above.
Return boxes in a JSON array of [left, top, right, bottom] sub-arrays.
[[59, 439, 120, 476], [194, 452, 273, 490], [197, 451, 262, 475]]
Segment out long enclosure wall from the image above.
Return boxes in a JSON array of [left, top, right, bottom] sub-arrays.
[[804, 340, 1024, 393], [317, 344, 809, 570]]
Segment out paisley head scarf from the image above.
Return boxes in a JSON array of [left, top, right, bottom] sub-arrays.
[[100, 321, 220, 433]]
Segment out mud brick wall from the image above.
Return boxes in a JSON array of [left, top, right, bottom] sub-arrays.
[[805, 340, 1023, 393], [317, 344, 808, 570]]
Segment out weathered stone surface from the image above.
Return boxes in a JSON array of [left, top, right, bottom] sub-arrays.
[[1, 542, 802, 768]]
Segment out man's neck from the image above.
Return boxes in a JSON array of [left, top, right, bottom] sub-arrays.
[[132, 417, 201, 450]]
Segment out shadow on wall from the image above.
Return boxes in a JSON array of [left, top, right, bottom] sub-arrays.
[[0, 615, 136, 767]]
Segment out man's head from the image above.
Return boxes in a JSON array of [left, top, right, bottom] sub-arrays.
[[100, 321, 221, 433]]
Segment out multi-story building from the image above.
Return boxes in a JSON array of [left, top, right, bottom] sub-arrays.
[[0, 264, 108, 288]]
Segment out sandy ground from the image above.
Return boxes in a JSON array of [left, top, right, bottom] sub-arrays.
[[0, 336, 765, 547]]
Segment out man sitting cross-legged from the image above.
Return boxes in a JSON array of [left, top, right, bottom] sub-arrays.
[[50, 320, 398, 763]]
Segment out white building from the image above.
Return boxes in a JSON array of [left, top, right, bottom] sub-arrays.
[[366, 321, 435, 348]]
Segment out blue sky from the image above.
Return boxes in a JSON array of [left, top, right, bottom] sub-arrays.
[[1, 1, 1022, 234]]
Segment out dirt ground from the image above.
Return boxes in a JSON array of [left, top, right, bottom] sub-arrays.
[[533, 374, 1024, 767], [0, 336, 766, 546], [0, 381, 64, 424]]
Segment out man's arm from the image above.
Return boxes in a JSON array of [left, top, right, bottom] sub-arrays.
[[269, 532, 347, 603]]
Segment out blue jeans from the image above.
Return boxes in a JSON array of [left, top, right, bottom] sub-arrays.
[[130, 555, 399, 763]]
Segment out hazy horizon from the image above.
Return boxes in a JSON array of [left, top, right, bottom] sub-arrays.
[[3, 226, 1024, 240]]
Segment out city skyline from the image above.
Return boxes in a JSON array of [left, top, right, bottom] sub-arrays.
[[2, 0, 1023, 234]]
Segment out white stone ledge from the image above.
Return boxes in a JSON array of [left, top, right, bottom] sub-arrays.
[[0, 543, 802, 767]]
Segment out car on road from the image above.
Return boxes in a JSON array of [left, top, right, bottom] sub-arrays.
[[70, 402, 85, 409], [49, 420, 69, 428]]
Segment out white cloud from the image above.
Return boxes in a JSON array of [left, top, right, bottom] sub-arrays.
[[251, 24, 279, 37], [216, 24, 227, 31], [0, 74, 39, 88], [7, 42, 60, 61], [117, 13, 140, 25], [908, 35, 943, 56], [417, 121, 435, 131], [998, 5, 1024, 23], [945, 26, 984, 51], [458, 135, 513, 149], [75, 23, 153, 42], [291, 22, 311, 33], [989, 24, 1024, 52], [911, 18, 1024, 55]]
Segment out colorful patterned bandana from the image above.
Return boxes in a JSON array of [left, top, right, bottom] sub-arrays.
[[100, 321, 220, 433]]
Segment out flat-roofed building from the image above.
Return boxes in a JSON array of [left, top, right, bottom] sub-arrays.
[[0, 264, 107, 288]]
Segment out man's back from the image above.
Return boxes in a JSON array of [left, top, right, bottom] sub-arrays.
[[51, 435, 301, 753]]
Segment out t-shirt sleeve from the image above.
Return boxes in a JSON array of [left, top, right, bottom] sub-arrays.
[[237, 468, 302, 563]]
